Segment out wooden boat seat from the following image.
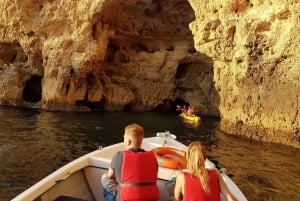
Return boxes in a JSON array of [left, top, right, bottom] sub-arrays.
[[54, 196, 88, 201]]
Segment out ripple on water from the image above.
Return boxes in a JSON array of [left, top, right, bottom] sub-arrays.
[[0, 107, 300, 201]]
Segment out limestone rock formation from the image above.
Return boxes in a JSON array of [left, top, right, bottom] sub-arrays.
[[0, 0, 218, 115], [188, 0, 299, 147], [0, 0, 299, 147]]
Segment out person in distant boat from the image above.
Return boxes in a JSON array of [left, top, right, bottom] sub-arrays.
[[186, 106, 195, 116], [172, 141, 237, 201], [101, 123, 159, 201]]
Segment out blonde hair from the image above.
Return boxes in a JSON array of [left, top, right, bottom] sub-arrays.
[[124, 123, 144, 147], [186, 141, 210, 193]]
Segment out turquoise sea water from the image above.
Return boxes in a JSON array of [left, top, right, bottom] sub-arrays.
[[0, 106, 299, 201]]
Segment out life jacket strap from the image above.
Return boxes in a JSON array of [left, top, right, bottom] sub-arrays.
[[120, 182, 156, 188]]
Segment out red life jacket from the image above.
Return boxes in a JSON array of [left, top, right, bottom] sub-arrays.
[[120, 150, 159, 201], [184, 169, 221, 201]]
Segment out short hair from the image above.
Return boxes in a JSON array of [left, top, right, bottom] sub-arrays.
[[124, 123, 144, 146]]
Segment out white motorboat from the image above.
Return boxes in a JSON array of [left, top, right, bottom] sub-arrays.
[[12, 132, 248, 201]]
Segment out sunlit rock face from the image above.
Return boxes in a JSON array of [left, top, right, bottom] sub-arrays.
[[189, 0, 300, 147], [0, 0, 299, 147], [0, 0, 219, 115]]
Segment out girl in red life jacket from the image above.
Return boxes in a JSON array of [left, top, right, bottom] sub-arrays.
[[173, 141, 237, 201]]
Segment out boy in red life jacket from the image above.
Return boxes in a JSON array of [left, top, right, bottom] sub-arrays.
[[101, 123, 159, 201]]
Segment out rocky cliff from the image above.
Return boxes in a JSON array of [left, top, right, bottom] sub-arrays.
[[189, 0, 299, 148], [0, 0, 299, 147]]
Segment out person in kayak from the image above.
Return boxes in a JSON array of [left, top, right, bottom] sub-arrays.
[[187, 106, 196, 116], [173, 141, 237, 201], [101, 123, 159, 201]]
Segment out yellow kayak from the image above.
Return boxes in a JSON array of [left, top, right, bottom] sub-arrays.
[[179, 113, 201, 123]]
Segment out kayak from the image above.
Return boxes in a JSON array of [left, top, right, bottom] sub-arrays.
[[179, 113, 201, 123]]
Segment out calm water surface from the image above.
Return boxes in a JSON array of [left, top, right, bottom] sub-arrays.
[[0, 106, 299, 201]]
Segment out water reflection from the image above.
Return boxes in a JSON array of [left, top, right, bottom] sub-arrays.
[[0, 106, 299, 201], [210, 132, 300, 201]]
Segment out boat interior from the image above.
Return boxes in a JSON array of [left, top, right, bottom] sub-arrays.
[[16, 136, 235, 201]]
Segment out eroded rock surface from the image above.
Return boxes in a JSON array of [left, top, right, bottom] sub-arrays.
[[189, 0, 299, 147]]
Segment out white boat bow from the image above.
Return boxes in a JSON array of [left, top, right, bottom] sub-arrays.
[[12, 132, 247, 201]]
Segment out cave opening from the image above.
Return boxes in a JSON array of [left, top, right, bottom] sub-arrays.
[[123, 102, 133, 112], [176, 62, 189, 80], [153, 98, 190, 113], [104, 41, 120, 64], [0, 42, 28, 65], [22, 75, 42, 103], [75, 69, 106, 112], [99, 0, 218, 115], [75, 98, 105, 112], [75, 72, 106, 111]]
